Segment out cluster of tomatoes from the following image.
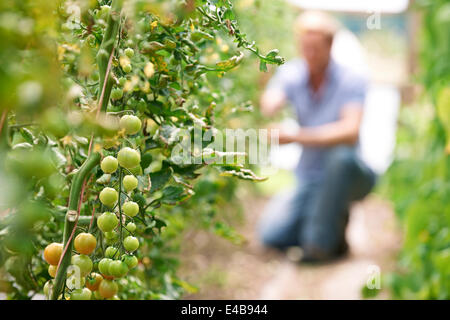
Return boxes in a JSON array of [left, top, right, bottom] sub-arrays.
[[43, 114, 145, 300]]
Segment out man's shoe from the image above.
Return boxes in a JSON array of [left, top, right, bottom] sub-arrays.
[[300, 242, 349, 264], [300, 245, 330, 264]]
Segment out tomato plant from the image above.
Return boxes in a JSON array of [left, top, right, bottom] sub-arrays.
[[0, 0, 283, 300], [378, 0, 450, 300]]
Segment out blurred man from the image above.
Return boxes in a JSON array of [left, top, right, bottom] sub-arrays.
[[258, 11, 376, 262]]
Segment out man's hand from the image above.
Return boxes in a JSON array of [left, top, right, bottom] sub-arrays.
[[268, 123, 301, 145], [268, 104, 364, 147]]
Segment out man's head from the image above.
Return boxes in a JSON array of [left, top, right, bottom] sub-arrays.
[[294, 11, 340, 76]]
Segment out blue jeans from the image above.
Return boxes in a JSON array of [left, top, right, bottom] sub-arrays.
[[258, 146, 377, 256]]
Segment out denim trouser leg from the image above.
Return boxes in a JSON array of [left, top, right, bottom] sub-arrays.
[[300, 146, 377, 255], [258, 180, 320, 249]]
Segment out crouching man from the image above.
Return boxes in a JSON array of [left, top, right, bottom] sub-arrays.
[[258, 11, 377, 263]]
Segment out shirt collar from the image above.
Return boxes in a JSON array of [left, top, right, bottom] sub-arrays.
[[301, 58, 338, 87]]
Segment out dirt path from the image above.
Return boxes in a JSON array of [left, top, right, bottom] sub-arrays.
[[179, 194, 402, 300]]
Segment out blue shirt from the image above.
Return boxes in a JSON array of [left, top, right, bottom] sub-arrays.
[[267, 58, 368, 180]]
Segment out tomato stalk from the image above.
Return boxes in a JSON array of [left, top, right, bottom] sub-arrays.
[[97, 0, 124, 114], [50, 0, 123, 300], [50, 152, 100, 300]]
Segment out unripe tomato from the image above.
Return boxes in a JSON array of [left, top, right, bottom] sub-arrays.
[[71, 254, 93, 277], [48, 265, 57, 278], [96, 5, 110, 20], [44, 243, 63, 266], [86, 273, 103, 291], [104, 230, 118, 240], [117, 147, 141, 169], [99, 279, 118, 299], [108, 295, 120, 300], [123, 236, 139, 252], [74, 233, 97, 255], [98, 258, 113, 276], [122, 64, 132, 73], [101, 156, 118, 174], [123, 175, 138, 192], [119, 115, 142, 135], [70, 288, 92, 300], [124, 48, 134, 58], [105, 246, 119, 259], [126, 222, 136, 233], [122, 201, 139, 217], [97, 212, 119, 232], [118, 77, 127, 87], [122, 254, 138, 269], [99, 187, 118, 207], [108, 260, 129, 278], [111, 88, 123, 100]]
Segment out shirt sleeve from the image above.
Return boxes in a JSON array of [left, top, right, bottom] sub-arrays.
[[265, 60, 302, 102], [341, 73, 368, 108]]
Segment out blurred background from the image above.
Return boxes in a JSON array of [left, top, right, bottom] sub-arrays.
[[0, 0, 448, 300], [176, 0, 450, 300]]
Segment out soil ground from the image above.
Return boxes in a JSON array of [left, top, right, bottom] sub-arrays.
[[179, 194, 402, 300]]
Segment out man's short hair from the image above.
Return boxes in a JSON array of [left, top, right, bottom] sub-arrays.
[[294, 11, 340, 41]]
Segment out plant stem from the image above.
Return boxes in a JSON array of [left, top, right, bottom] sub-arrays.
[[50, 152, 100, 300], [50, 0, 123, 300], [97, 0, 124, 113]]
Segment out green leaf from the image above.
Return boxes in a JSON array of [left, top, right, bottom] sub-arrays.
[[259, 60, 267, 72], [150, 165, 172, 192], [161, 186, 190, 204]]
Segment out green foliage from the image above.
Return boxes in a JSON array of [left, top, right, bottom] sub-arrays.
[[380, 0, 450, 299], [0, 0, 282, 299]]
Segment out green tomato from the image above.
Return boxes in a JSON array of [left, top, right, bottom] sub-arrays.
[[108, 260, 129, 278], [117, 147, 141, 169], [126, 222, 136, 233], [123, 175, 138, 192], [124, 48, 134, 58], [123, 236, 139, 252], [98, 258, 113, 276], [99, 187, 118, 207], [101, 156, 118, 174], [104, 230, 118, 240], [122, 254, 138, 269], [111, 88, 123, 100], [96, 5, 110, 20], [97, 212, 118, 232], [122, 201, 139, 217], [119, 115, 142, 135], [71, 254, 93, 277], [70, 288, 92, 300], [122, 64, 132, 73], [105, 246, 119, 259], [118, 77, 127, 87]]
